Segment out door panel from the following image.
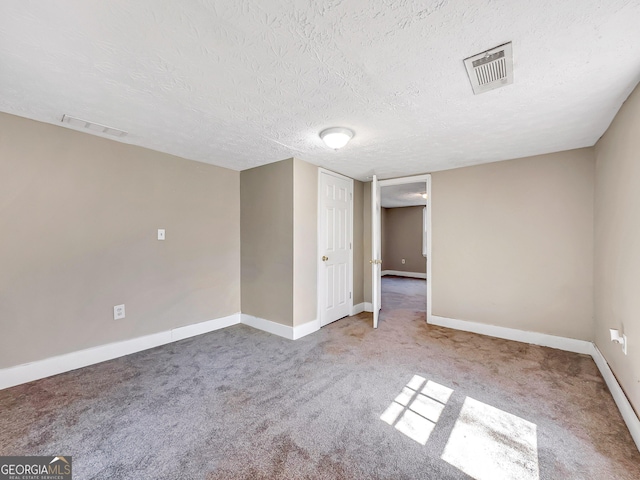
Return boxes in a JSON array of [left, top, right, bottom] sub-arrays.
[[320, 172, 352, 326]]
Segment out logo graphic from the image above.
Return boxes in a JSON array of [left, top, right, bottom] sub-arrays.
[[0, 456, 72, 479]]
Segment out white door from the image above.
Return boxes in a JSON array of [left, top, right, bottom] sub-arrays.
[[371, 175, 382, 328], [319, 171, 352, 326]]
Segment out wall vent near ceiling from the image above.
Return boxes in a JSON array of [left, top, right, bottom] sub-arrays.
[[61, 114, 127, 137], [463, 42, 513, 95]]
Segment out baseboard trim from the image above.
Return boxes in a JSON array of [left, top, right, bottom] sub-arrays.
[[364, 302, 373, 313], [591, 346, 640, 450], [172, 313, 241, 342], [351, 303, 365, 316], [240, 314, 319, 340], [382, 270, 427, 279], [0, 313, 241, 391], [240, 314, 291, 339], [293, 320, 320, 340], [429, 315, 594, 354]]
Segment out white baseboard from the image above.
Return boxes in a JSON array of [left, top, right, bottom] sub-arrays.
[[382, 270, 427, 279], [591, 346, 640, 450], [0, 313, 241, 391], [364, 302, 373, 313], [240, 314, 292, 339], [172, 313, 241, 341], [240, 314, 319, 340], [293, 319, 320, 340], [429, 315, 594, 354], [351, 303, 365, 316]]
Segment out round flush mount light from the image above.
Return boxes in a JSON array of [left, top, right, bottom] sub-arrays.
[[422, 193, 428, 199], [320, 127, 354, 150]]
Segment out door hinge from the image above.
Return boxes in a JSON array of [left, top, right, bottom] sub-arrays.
[[350, 292, 352, 299]]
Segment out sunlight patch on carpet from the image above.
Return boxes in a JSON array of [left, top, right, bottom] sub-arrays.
[[442, 397, 539, 480], [380, 375, 453, 445]]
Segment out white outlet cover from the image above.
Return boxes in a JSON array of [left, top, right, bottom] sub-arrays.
[[158, 229, 165, 240], [114, 304, 125, 320]]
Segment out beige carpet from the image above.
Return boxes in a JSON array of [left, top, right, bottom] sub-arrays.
[[1, 275, 638, 479]]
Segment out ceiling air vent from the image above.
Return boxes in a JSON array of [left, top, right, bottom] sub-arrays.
[[464, 42, 513, 95], [61, 114, 127, 137]]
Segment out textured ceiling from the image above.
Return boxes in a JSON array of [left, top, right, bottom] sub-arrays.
[[1, 1, 639, 180], [381, 183, 426, 208]]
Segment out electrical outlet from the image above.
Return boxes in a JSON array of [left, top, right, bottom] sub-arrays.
[[158, 229, 165, 240], [401, 258, 406, 264], [114, 304, 125, 320], [610, 328, 628, 355]]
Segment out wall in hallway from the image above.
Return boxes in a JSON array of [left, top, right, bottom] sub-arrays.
[[382, 206, 426, 274]]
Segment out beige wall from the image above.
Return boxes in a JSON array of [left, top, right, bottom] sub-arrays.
[[240, 159, 294, 326], [382, 206, 426, 274], [241, 157, 323, 327], [0, 113, 240, 368], [293, 159, 318, 326], [432, 149, 595, 340], [353, 180, 364, 305], [594, 82, 640, 413]]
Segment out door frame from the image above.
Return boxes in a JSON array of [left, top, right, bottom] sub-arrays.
[[372, 175, 381, 327], [317, 167, 354, 328], [376, 174, 432, 324]]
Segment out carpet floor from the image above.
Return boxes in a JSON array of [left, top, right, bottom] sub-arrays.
[[1, 276, 639, 479]]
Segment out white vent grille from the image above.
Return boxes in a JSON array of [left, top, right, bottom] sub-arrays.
[[464, 42, 513, 95], [61, 114, 127, 137]]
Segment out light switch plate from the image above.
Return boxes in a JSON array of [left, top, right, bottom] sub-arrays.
[[114, 304, 125, 320], [158, 229, 165, 240]]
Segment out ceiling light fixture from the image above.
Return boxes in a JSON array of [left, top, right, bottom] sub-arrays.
[[320, 127, 354, 150], [422, 193, 428, 199]]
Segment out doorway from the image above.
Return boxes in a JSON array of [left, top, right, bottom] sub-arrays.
[[371, 175, 431, 328]]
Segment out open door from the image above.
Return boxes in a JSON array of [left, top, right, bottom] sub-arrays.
[[371, 175, 382, 328]]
